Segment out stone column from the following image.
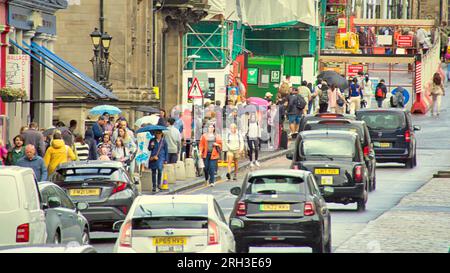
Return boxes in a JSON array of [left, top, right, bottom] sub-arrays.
[[381, 0, 388, 19], [31, 33, 46, 126], [40, 35, 56, 129], [22, 30, 35, 126]]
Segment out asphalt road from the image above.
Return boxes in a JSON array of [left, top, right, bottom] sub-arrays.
[[90, 87, 450, 253]]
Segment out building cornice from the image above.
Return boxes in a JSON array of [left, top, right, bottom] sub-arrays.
[[8, 0, 68, 14]]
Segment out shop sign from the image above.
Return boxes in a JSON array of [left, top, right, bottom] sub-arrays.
[[397, 35, 413, 47], [347, 64, 364, 77], [247, 68, 259, 85], [6, 54, 31, 98]]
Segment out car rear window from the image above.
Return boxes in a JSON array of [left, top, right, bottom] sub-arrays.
[[133, 203, 208, 218], [245, 176, 306, 195], [305, 123, 363, 138], [358, 112, 406, 130], [0, 176, 19, 211], [53, 168, 126, 182], [301, 138, 355, 158]]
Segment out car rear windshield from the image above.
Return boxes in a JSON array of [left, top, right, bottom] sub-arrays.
[[53, 168, 126, 182], [305, 123, 364, 139], [358, 112, 406, 130], [133, 203, 208, 218], [0, 176, 19, 211], [245, 176, 306, 195], [301, 138, 355, 158]]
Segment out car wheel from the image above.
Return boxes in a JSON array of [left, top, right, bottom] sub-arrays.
[[325, 237, 332, 253], [371, 175, 377, 191], [82, 227, 90, 245], [235, 242, 249, 253], [312, 237, 325, 253], [53, 231, 61, 245], [405, 158, 414, 169], [357, 187, 368, 212], [413, 154, 417, 167]]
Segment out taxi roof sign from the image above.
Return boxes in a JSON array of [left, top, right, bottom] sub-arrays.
[[188, 77, 203, 99]]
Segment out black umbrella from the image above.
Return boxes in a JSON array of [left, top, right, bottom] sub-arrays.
[[136, 106, 160, 114], [43, 127, 70, 137], [318, 71, 349, 90]]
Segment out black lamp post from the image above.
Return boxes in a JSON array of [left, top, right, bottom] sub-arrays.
[[90, 28, 113, 89]]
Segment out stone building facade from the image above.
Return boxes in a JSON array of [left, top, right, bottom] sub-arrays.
[[53, 0, 156, 133]]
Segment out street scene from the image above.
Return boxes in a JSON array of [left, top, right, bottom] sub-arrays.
[[1, 0, 450, 255]]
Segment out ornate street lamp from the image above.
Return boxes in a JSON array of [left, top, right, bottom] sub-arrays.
[[90, 28, 113, 90]]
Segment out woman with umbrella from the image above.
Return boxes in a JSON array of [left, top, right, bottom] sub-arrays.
[[148, 130, 168, 193]]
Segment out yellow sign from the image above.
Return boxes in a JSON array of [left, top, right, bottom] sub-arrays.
[[69, 188, 101, 196], [153, 87, 160, 100], [153, 237, 187, 246], [315, 169, 340, 175], [260, 204, 291, 211], [321, 176, 334, 185], [338, 18, 346, 29]]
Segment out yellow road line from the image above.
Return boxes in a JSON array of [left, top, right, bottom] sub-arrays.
[[184, 179, 226, 194]]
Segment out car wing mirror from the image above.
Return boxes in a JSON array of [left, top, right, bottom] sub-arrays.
[[76, 202, 89, 211], [230, 187, 242, 196], [321, 186, 334, 197], [113, 220, 125, 232], [229, 218, 244, 229]]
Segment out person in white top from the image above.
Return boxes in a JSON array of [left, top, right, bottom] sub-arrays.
[[361, 74, 373, 108], [225, 123, 244, 181], [246, 113, 261, 168]]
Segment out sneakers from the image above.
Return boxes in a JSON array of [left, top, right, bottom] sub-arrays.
[[233, 174, 237, 181], [226, 172, 231, 180], [255, 161, 260, 167], [250, 162, 255, 168], [210, 183, 215, 187]]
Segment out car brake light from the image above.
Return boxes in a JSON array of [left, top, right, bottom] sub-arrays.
[[405, 130, 411, 143], [208, 220, 220, 245], [112, 182, 127, 194], [304, 202, 315, 216], [363, 146, 370, 157], [317, 114, 342, 118], [236, 202, 247, 216], [16, 223, 29, 243], [354, 166, 363, 183], [119, 220, 132, 248]]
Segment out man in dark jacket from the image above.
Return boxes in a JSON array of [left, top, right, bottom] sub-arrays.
[[92, 116, 107, 144], [16, 145, 48, 181], [84, 129, 98, 160], [21, 122, 46, 157], [375, 79, 388, 108]]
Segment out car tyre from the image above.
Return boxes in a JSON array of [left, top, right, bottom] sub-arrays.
[[54, 231, 61, 245], [325, 237, 332, 253], [413, 154, 417, 167], [82, 227, 90, 245], [405, 158, 414, 169], [235, 242, 249, 253], [371, 175, 377, 191], [312, 237, 326, 253], [357, 186, 368, 212]]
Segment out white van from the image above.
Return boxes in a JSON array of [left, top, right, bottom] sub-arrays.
[[0, 167, 47, 246]]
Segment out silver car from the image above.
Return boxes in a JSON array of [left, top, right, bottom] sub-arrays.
[[38, 182, 90, 245]]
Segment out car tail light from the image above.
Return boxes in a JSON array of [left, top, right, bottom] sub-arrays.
[[363, 146, 370, 157], [354, 166, 363, 183], [293, 165, 299, 170], [118, 206, 128, 215], [112, 182, 127, 194], [304, 202, 315, 216], [236, 202, 247, 216], [119, 220, 132, 248], [208, 220, 220, 245], [16, 223, 29, 243], [405, 130, 411, 143]]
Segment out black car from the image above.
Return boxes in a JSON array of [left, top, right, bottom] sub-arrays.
[[50, 161, 140, 231], [356, 109, 420, 168], [298, 113, 356, 133], [229, 169, 332, 253], [303, 119, 377, 191], [287, 130, 370, 211]]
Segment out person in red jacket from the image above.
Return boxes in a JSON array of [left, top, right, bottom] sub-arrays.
[[199, 123, 223, 187]]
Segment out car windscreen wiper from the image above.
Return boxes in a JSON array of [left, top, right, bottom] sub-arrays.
[[256, 190, 277, 195], [83, 177, 111, 182], [307, 154, 335, 161]]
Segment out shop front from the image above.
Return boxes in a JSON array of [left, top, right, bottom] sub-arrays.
[[0, 0, 10, 144]]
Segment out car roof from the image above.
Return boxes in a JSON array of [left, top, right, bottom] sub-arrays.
[[300, 130, 358, 138], [135, 195, 213, 205], [247, 169, 310, 178], [357, 108, 407, 114], [57, 160, 124, 169], [0, 166, 34, 175], [38, 181, 59, 189]]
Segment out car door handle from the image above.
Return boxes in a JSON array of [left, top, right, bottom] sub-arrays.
[[57, 213, 63, 217]]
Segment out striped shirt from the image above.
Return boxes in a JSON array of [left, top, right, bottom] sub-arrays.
[[74, 142, 90, 161]]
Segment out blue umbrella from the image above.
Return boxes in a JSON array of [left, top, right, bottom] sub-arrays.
[[90, 105, 122, 115], [136, 125, 168, 134]]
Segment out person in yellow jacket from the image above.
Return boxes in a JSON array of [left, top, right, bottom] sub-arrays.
[[44, 131, 77, 175]]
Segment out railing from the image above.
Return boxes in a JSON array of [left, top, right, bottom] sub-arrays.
[[421, 32, 441, 92]]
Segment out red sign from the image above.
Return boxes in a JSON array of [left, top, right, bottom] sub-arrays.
[[187, 77, 203, 99], [397, 35, 413, 47], [347, 65, 364, 77]]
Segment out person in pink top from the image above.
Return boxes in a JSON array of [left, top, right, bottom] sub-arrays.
[[328, 84, 346, 114], [0, 139, 9, 166]]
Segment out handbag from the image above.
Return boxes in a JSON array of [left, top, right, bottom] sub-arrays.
[[149, 138, 164, 163], [337, 97, 345, 107]]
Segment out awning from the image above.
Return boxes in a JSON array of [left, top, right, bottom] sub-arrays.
[[9, 39, 118, 101]]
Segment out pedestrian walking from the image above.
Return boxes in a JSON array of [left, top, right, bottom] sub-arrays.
[[148, 130, 169, 193], [174, 111, 184, 134], [102, 113, 115, 135], [375, 79, 388, 108], [246, 113, 261, 168], [112, 137, 131, 164], [428, 73, 446, 117], [225, 123, 244, 181], [97, 132, 113, 159], [6, 135, 25, 165], [362, 74, 373, 108], [84, 129, 98, 160], [328, 84, 346, 114], [112, 119, 135, 143], [349, 78, 363, 114], [116, 127, 137, 174], [268, 103, 279, 149], [286, 88, 304, 135], [22, 122, 46, 157], [158, 109, 168, 127], [73, 134, 90, 161], [318, 82, 330, 113], [92, 115, 107, 144], [278, 75, 292, 98], [0, 139, 8, 166], [165, 118, 182, 164], [199, 123, 222, 187], [17, 145, 48, 181], [264, 92, 274, 104], [44, 132, 76, 175], [298, 81, 312, 115]]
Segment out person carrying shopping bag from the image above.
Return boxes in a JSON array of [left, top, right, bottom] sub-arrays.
[[147, 130, 168, 193], [199, 123, 223, 187]]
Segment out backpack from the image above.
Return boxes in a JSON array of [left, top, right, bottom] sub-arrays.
[[376, 87, 384, 98], [319, 86, 329, 104], [296, 95, 307, 110]]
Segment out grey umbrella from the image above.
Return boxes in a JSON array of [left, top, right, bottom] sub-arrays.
[[318, 71, 349, 90]]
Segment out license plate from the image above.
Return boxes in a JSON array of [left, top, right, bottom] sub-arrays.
[[69, 188, 101, 196], [156, 245, 184, 253], [321, 176, 333, 185], [260, 204, 290, 211], [153, 237, 187, 246], [374, 142, 391, 148], [315, 168, 339, 175]]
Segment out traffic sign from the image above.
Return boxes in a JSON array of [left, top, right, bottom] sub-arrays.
[[347, 64, 364, 77], [188, 77, 203, 99], [397, 35, 413, 48]]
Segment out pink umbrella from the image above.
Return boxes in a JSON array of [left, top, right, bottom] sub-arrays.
[[247, 97, 270, 107]]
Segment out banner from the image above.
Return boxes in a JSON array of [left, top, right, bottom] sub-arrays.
[[6, 54, 31, 98]]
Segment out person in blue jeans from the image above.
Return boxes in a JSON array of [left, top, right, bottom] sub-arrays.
[[148, 131, 168, 193], [199, 124, 223, 187]]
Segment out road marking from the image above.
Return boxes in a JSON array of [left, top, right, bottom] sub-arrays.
[[184, 179, 225, 194]]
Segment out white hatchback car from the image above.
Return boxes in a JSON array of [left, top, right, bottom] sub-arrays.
[[113, 195, 235, 253], [0, 167, 47, 247]]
